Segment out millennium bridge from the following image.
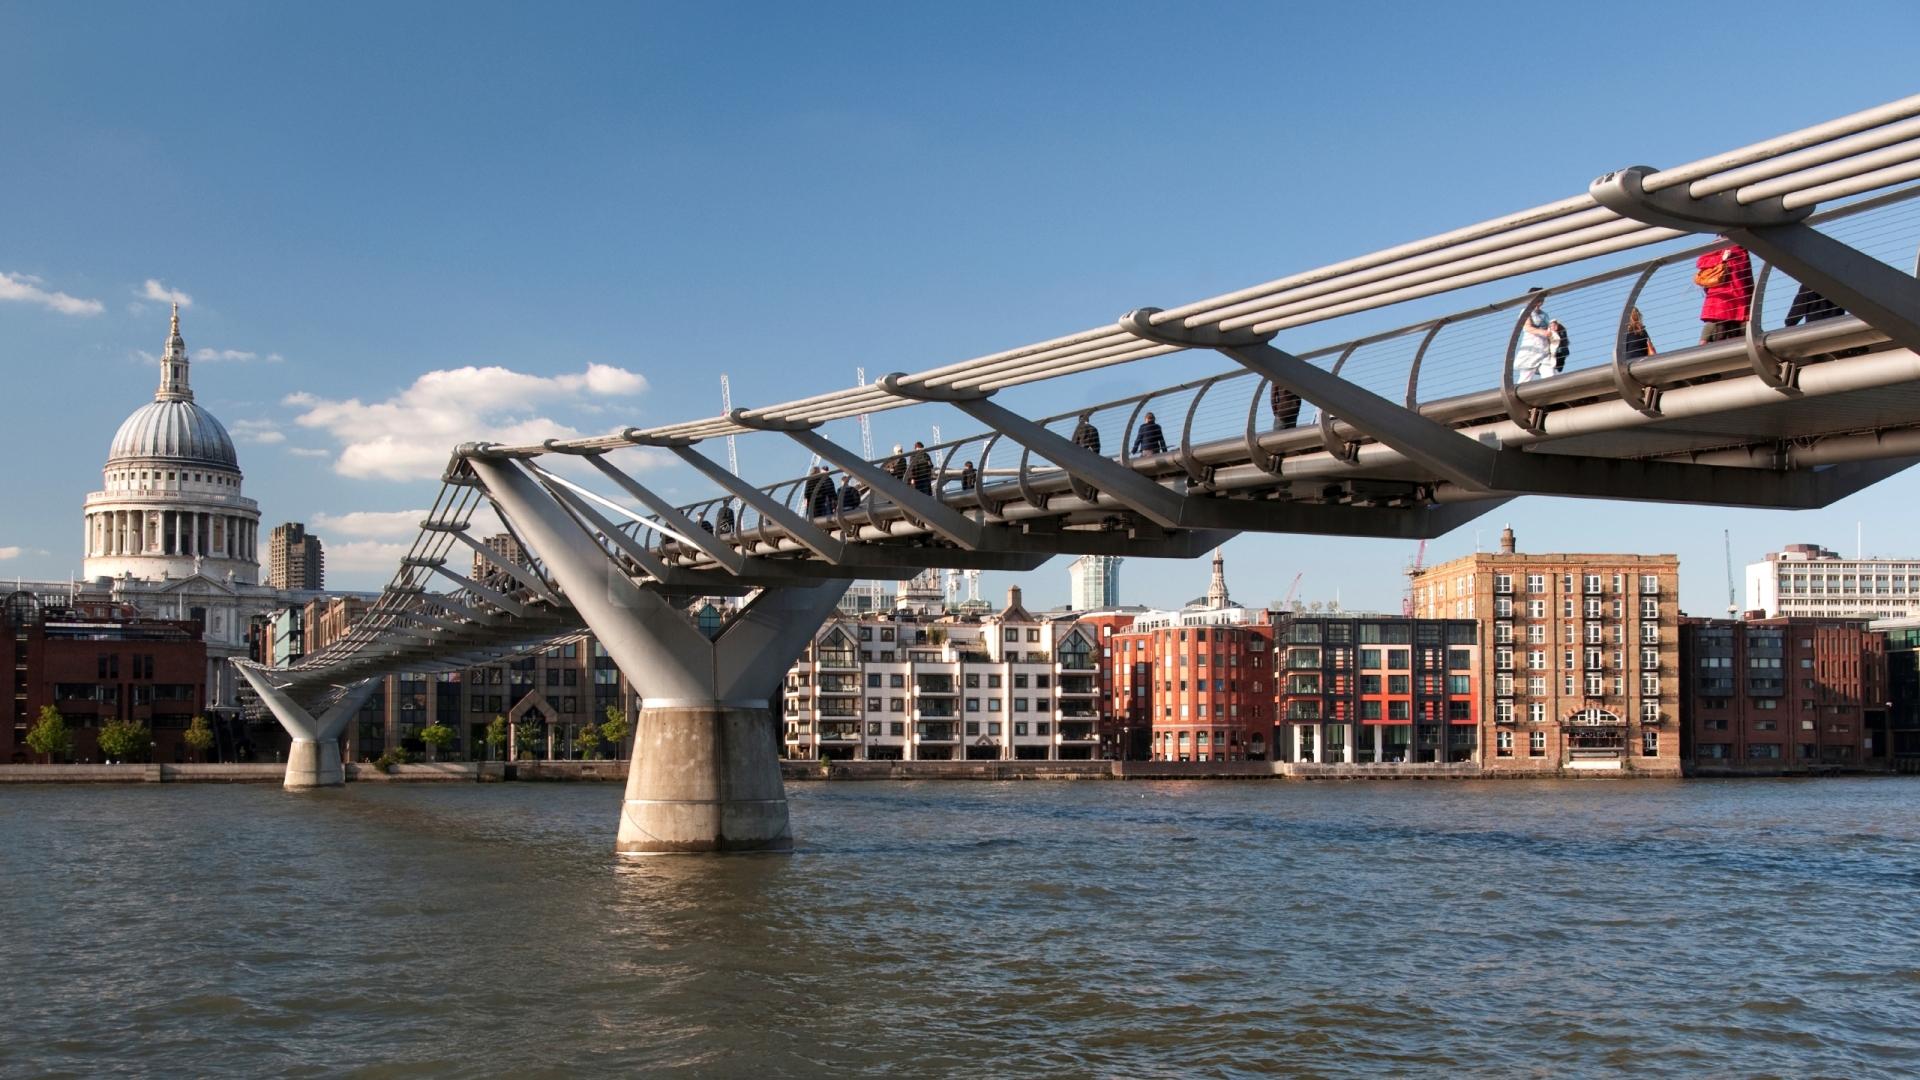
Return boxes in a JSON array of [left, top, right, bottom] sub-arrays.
[[242, 94, 1920, 852]]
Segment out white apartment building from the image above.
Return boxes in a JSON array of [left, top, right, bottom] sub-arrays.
[[782, 586, 1103, 761], [1747, 543, 1919, 619]]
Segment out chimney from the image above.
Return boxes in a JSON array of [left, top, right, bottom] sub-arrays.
[[1006, 584, 1022, 612], [1499, 525, 1516, 555]]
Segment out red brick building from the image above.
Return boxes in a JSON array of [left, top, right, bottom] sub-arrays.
[[1112, 614, 1275, 762], [1680, 616, 1889, 774], [9, 601, 207, 763]]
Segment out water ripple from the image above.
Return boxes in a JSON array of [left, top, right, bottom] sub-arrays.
[[2, 778, 1918, 1077]]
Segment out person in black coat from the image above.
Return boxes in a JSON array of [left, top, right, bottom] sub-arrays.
[[1071, 416, 1101, 454], [1786, 284, 1845, 325], [907, 442, 934, 495], [1270, 384, 1301, 429], [840, 478, 862, 511], [1132, 411, 1167, 455], [960, 461, 976, 492], [715, 504, 735, 534]]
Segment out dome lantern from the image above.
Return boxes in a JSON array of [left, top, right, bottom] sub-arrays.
[[105, 307, 237, 469]]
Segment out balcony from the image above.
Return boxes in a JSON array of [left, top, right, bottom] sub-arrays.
[[1060, 722, 1096, 741]]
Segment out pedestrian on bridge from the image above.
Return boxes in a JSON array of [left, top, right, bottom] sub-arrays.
[[804, 467, 835, 518], [908, 442, 933, 494], [1270, 383, 1301, 429], [1071, 415, 1102, 455], [715, 503, 735, 534], [1622, 308, 1656, 360], [960, 461, 976, 491], [1695, 244, 1754, 342], [840, 477, 862, 511], [1512, 305, 1556, 383], [884, 444, 906, 481], [1132, 412, 1167, 455]]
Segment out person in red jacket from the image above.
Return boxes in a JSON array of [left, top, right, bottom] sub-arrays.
[[1696, 244, 1754, 343]]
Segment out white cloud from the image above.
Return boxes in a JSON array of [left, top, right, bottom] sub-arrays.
[[324, 539, 413, 574], [0, 272, 103, 315], [311, 506, 504, 541], [195, 348, 256, 362], [287, 447, 331, 457], [141, 279, 193, 307], [287, 363, 649, 481], [231, 419, 285, 444], [0, 546, 19, 561]]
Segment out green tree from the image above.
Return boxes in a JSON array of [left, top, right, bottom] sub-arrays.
[[419, 721, 456, 762], [25, 705, 71, 763], [601, 705, 631, 759], [484, 716, 508, 761], [97, 718, 152, 763], [514, 718, 543, 761], [182, 715, 216, 762], [575, 720, 603, 760]]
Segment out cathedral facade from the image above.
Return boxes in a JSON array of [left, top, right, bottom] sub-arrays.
[[79, 309, 326, 710]]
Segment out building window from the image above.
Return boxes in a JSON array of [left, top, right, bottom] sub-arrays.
[[1527, 574, 1545, 593], [966, 698, 980, 711], [1496, 731, 1514, 757], [889, 698, 905, 712], [1641, 700, 1660, 723], [1529, 730, 1546, 756], [1529, 702, 1545, 723], [987, 699, 1002, 712]]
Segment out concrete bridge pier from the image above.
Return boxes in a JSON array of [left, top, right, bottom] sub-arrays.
[[470, 456, 848, 854], [234, 666, 380, 789]]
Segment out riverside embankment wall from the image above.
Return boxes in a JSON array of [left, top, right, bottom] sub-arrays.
[[0, 759, 1703, 783]]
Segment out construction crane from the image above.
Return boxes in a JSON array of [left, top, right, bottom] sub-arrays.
[[719, 375, 739, 475], [1282, 572, 1303, 612], [1402, 539, 1428, 616], [856, 367, 873, 461], [1724, 530, 1738, 616]]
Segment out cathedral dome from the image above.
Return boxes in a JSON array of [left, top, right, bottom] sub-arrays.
[[108, 399, 237, 468], [104, 305, 239, 470]]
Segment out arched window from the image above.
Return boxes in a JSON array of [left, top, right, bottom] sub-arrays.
[[817, 629, 856, 668]]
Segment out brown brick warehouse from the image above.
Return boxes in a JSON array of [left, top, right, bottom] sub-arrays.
[[1412, 528, 1682, 776], [8, 598, 206, 764]]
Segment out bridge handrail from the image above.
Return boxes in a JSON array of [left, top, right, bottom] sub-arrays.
[[483, 94, 1920, 454]]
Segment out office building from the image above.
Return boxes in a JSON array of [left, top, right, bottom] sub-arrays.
[[1681, 616, 1888, 773], [1068, 555, 1122, 611], [1746, 543, 1919, 619]]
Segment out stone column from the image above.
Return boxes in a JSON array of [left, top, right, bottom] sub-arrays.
[[471, 456, 849, 854]]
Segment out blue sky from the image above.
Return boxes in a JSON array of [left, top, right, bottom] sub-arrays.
[[3, 2, 1919, 612]]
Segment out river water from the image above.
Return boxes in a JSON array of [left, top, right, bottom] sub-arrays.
[[2, 777, 1917, 1078]]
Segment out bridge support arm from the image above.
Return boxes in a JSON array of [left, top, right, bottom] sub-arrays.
[[234, 664, 380, 789], [1119, 308, 1505, 492], [470, 455, 849, 854]]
